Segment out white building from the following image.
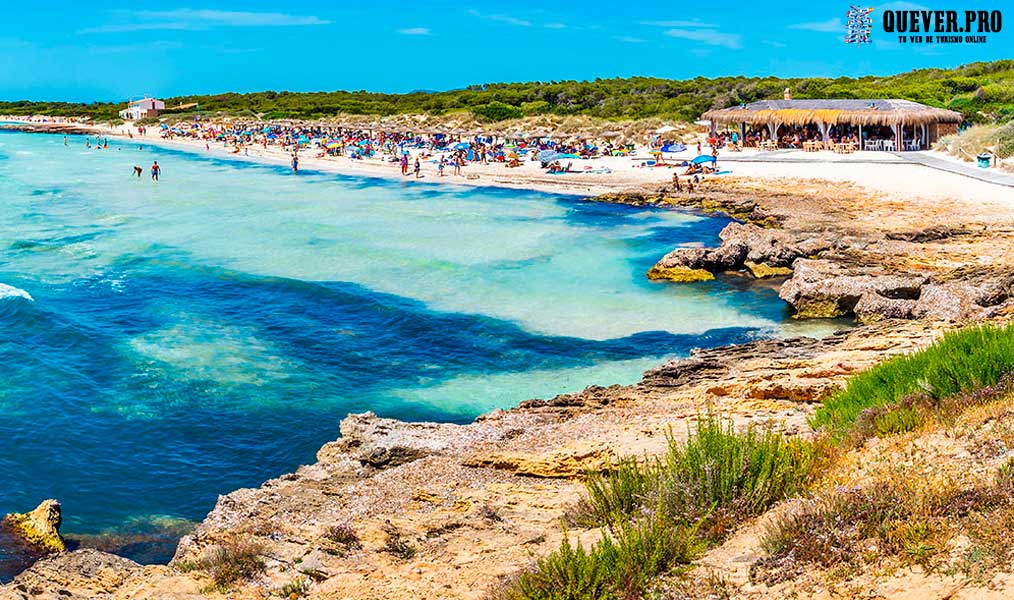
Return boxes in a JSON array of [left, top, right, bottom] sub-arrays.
[[118, 97, 165, 120]]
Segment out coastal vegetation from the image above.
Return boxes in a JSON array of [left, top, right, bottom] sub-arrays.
[[177, 538, 267, 592], [936, 121, 1014, 168], [3, 60, 1012, 125], [497, 322, 1014, 599], [494, 416, 820, 600]]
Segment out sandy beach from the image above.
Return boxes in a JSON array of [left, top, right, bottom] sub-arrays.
[[7, 118, 1008, 204]]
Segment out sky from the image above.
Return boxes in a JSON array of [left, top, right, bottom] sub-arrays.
[[1, 1, 1011, 102]]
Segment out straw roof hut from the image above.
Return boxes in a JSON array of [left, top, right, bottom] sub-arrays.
[[703, 99, 961, 146]]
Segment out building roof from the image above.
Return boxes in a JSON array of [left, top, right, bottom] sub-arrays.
[[703, 99, 962, 127]]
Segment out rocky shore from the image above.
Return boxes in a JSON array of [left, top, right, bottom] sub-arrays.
[[3, 176, 1013, 599]]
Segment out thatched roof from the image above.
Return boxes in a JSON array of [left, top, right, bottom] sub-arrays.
[[703, 99, 962, 127]]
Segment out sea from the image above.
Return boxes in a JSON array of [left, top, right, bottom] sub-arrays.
[[0, 129, 835, 579]]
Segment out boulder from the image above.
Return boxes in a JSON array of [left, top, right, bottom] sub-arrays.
[[779, 259, 926, 319], [317, 412, 464, 470], [745, 261, 793, 279], [646, 265, 715, 283], [3, 500, 65, 554], [854, 293, 917, 324], [719, 222, 833, 268], [3, 549, 145, 600]]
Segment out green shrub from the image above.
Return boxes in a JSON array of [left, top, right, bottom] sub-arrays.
[[812, 324, 1014, 441], [194, 539, 266, 591], [570, 457, 654, 528], [496, 516, 705, 600], [656, 416, 818, 540], [473, 101, 524, 122], [502, 415, 817, 599]]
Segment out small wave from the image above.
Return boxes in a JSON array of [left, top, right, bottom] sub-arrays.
[[0, 284, 33, 302]]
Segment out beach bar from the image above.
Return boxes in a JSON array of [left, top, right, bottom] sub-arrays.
[[703, 98, 962, 151]]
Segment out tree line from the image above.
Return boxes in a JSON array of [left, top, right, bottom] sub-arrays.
[[2, 60, 1011, 124]]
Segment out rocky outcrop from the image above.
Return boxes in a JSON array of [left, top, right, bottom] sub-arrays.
[[0, 550, 143, 600], [462, 443, 616, 478], [3, 501, 65, 555], [779, 259, 926, 319], [648, 222, 836, 283], [316, 411, 466, 472]]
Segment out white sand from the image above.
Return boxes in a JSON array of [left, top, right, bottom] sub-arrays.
[[39, 121, 1014, 205]]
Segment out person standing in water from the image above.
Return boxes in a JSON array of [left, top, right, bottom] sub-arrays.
[[291, 154, 299, 173], [151, 161, 161, 182], [63, 136, 68, 147]]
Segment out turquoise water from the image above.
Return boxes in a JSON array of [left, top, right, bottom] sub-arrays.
[[0, 131, 814, 575]]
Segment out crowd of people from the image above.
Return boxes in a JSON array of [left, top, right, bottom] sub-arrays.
[[151, 121, 643, 178]]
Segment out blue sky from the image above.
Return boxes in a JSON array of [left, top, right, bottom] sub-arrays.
[[2, 1, 1010, 101]]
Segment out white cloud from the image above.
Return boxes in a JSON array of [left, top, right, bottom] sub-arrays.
[[664, 28, 742, 49], [615, 36, 645, 43], [640, 20, 716, 28], [467, 10, 532, 27], [789, 18, 843, 33], [398, 27, 431, 35], [877, 1, 931, 11], [79, 9, 330, 34]]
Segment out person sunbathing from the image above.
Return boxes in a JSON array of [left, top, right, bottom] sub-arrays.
[[683, 163, 703, 176]]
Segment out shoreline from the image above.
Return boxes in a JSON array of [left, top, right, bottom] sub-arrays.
[[4, 119, 1011, 202], [3, 120, 1014, 598]]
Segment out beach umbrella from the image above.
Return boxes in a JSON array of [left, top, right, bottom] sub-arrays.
[[452, 142, 470, 150], [661, 144, 687, 153], [691, 155, 717, 164], [536, 150, 560, 164], [656, 125, 678, 133]]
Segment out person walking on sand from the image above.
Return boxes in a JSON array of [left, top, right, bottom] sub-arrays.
[[671, 172, 682, 193], [438, 156, 446, 177], [151, 161, 161, 182], [400, 153, 409, 176], [414, 158, 421, 179]]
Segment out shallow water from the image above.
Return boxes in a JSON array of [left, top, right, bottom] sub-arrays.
[[0, 131, 833, 578]]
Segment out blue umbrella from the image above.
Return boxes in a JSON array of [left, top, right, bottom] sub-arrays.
[[661, 143, 687, 153], [536, 150, 560, 164], [692, 154, 717, 164], [452, 142, 470, 151]]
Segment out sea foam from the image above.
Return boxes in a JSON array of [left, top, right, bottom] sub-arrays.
[[0, 283, 33, 302]]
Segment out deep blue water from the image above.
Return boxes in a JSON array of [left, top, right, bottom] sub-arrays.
[[0, 130, 819, 578]]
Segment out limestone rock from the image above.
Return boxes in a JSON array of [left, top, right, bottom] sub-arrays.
[[464, 444, 615, 478], [854, 293, 917, 324], [719, 222, 833, 268], [646, 265, 715, 283], [744, 262, 793, 279], [779, 259, 926, 319], [2, 549, 142, 600], [317, 412, 463, 470], [3, 500, 65, 554], [647, 222, 835, 283]]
